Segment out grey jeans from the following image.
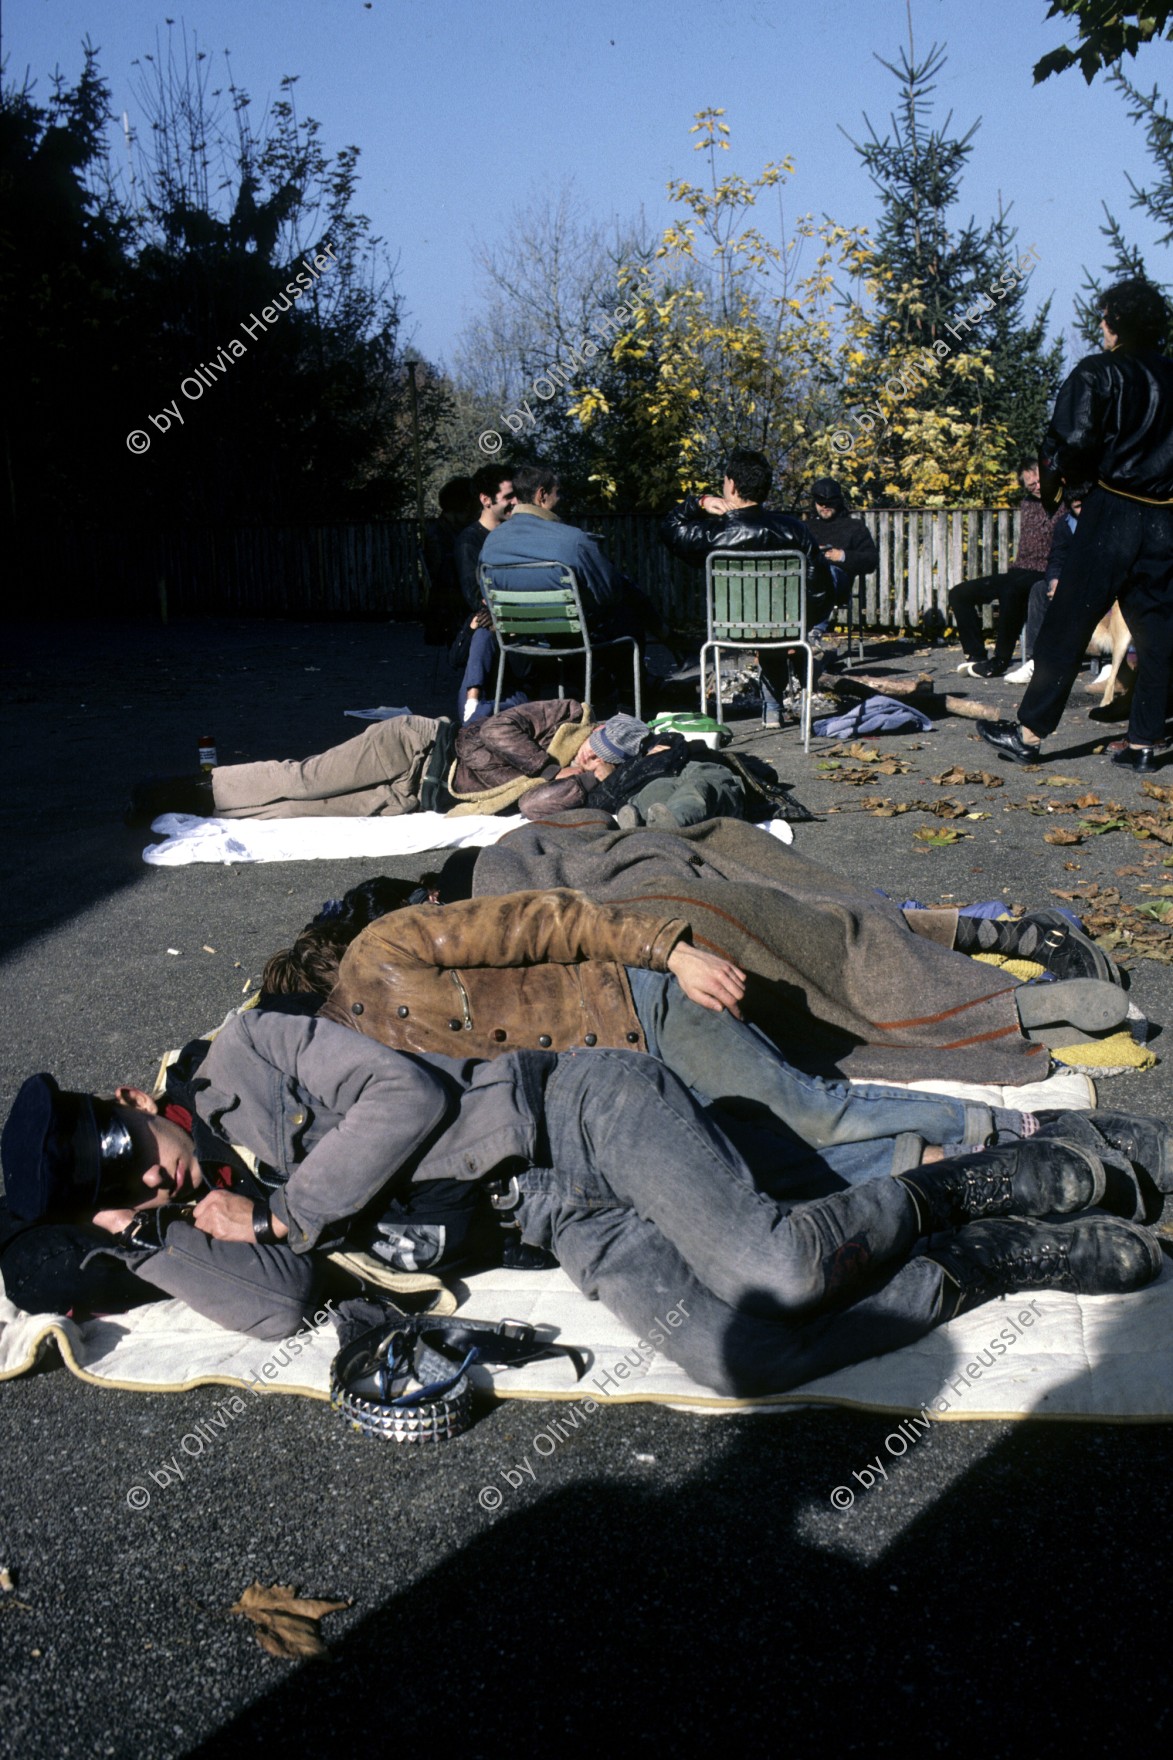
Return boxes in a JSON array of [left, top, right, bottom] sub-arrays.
[[517, 1049, 949, 1397], [134, 1223, 319, 1341]]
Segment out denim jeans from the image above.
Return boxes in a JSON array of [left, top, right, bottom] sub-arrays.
[[626, 969, 1017, 1181], [517, 1049, 948, 1396]]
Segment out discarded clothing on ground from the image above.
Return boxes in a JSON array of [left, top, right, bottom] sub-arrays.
[[813, 694, 934, 737]]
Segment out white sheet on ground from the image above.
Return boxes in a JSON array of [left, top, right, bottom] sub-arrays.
[[141, 812, 527, 865], [3, 1254, 1169, 1421], [140, 813, 794, 865]]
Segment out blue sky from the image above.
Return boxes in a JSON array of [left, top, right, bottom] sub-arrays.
[[7, 0, 1171, 368]]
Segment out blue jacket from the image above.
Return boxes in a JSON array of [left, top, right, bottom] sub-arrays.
[[480, 506, 625, 618]]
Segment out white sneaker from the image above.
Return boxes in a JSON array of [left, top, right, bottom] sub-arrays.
[[1090, 662, 1114, 685], [1003, 659, 1034, 684]]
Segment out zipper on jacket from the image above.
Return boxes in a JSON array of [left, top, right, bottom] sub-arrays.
[[449, 970, 473, 1028]]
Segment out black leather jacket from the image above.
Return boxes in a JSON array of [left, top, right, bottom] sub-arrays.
[[806, 510, 878, 583], [1040, 348, 1173, 511], [660, 496, 836, 621]]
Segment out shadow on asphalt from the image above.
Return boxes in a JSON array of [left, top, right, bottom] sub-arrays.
[[189, 1293, 1172, 1754]]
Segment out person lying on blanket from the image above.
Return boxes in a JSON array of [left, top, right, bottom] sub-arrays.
[[261, 888, 1120, 1180], [2, 1013, 1170, 1394], [264, 857, 1136, 1103], [126, 702, 645, 825]]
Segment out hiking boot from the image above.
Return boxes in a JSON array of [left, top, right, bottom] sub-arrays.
[[125, 773, 214, 827], [1014, 977, 1129, 1047], [926, 1213, 1164, 1317], [897, 1138, 1105, 1233]]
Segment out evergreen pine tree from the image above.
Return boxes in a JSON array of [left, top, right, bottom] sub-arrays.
[[836, 39, 1063, 502]]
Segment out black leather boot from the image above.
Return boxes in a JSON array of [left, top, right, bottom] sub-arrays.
[[953, 910, 1123, 986], [925, 1214, 1164, 1317], [1033, 1110, 1173, 1221], [896, 1138, 1105, 1233]]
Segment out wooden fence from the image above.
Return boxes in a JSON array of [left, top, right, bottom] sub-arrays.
[[29, 508, 1019, 627]]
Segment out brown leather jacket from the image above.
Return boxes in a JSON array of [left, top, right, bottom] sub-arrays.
[[451, 699, 585, 795], [319, 889, 689, 1058]]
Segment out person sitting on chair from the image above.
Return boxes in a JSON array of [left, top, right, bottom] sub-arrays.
[[660, 448, 836, 727]]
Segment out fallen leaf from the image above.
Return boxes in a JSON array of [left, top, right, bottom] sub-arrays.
[[1045, 828, 1083, 844], [0, 1566, 13, 1592], [1073, 793, 1102, 809], [1077, 817, 1127, 836], [913, 828, 969, 845], [229, 1582, 350, 1661], [1141, 780, 1173, 803], [931, 766, 1003, 789]]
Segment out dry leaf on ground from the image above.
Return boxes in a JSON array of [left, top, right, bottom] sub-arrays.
[[931, 767, 1003, 788], [1044, 829, 1083, 845], [229, 1581, 351, 1661]]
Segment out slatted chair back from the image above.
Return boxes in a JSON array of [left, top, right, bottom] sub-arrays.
[[701, 551, 813, 749]]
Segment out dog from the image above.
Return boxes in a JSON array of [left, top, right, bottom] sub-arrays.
[[1086, 602, 1134, 707]]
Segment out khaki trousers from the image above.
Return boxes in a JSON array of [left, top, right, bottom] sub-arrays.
[[211, 716, 441, 819]]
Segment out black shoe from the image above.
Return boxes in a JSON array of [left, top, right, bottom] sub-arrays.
[[897, 1138, 1106, 1233], [926, 1213, 1164, 1317], [125, 773, 214, 826], [1109, 744, 1160, 772], [955, 909, 1123, 986], [1088, 698, 1133, 724], [972, 657, 1011, 678], [977, 719, 1041, 765]]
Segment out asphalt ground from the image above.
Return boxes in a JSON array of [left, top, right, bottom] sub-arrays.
[[1, 616, 1171, 1758]]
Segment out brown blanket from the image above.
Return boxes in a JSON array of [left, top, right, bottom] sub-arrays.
[[471, 814, 1047, 1087]]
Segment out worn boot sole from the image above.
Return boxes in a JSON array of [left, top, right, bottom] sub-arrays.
[[1015, 979, 1130, 1047]]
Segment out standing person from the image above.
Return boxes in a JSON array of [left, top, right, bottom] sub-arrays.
[[949, 460, 1056, 677], [660, 449, 836, 728], [1007, 491, 1086, 684], [449, 465, 520, 723], [980, 279, 1173, 771]]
